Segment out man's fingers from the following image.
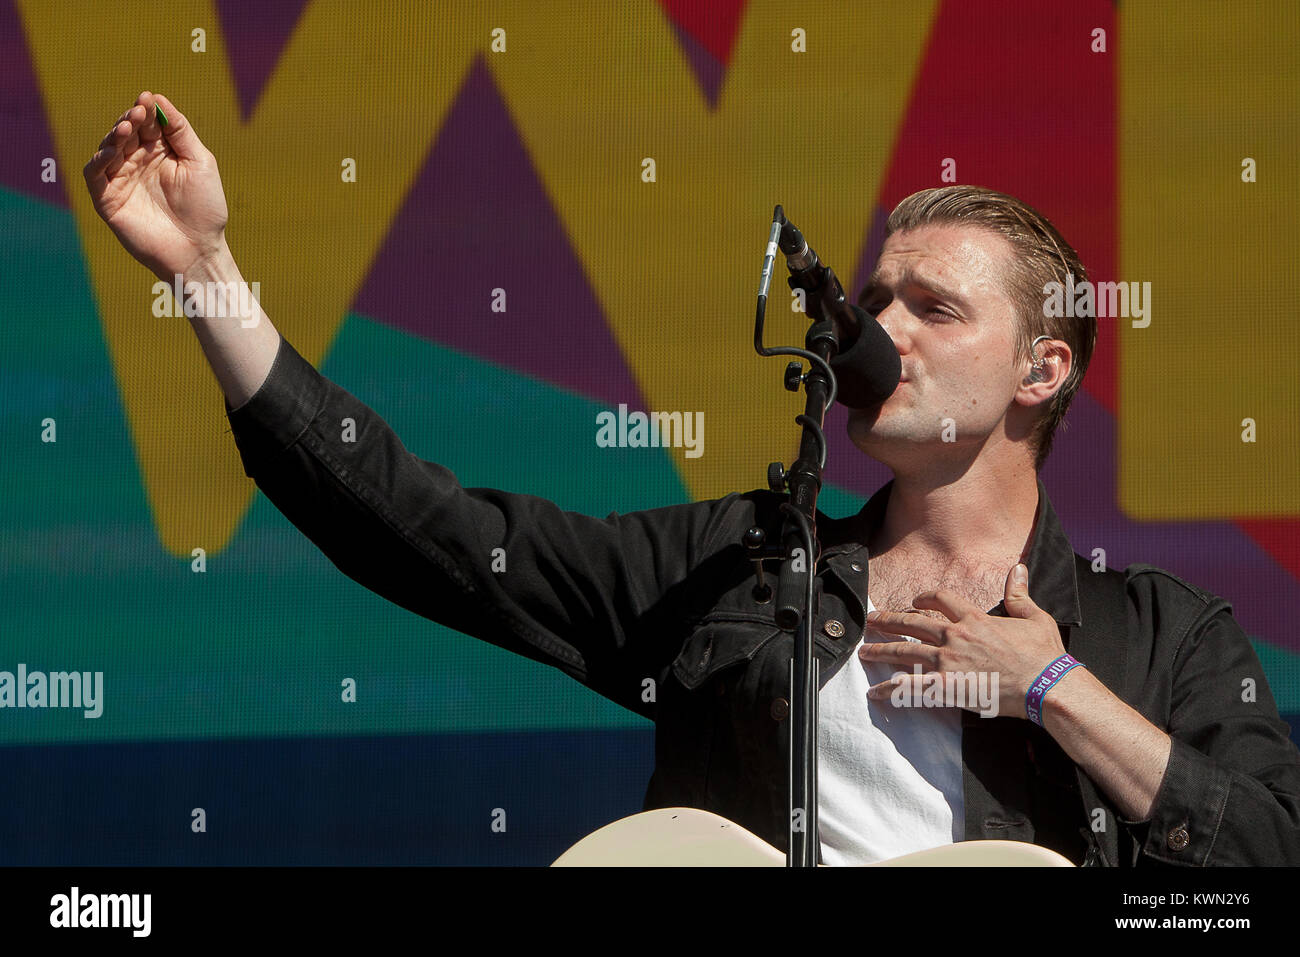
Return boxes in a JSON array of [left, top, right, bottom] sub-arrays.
[[1001, 563, 1051, 623], [152, 92, 203, 161], [84, 144, 111, 179], [86, 95, 162, 187], [118, 112, 143, 158], [91, 112, 138, 166], [864, 609, 943, 644], [867, 673, 921, 699], [85, 120, 128, 187], [83, 158, 107, 198], [867, 671, 999, 716], [911, 589, 980, 622], [136, 91, 163, 143], [867, 672, 949, 703], [96, 120, 126, 154], [859, 640, 941, 668], [103, 107, 138, 146], [84, 91, 209, 221], [102, 147, 127, 183]]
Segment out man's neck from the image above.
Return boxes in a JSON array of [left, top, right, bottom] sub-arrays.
[[869, 458, 1041, 568]]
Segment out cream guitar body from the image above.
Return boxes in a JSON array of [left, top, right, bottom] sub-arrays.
[[552, 807, 1075, 866]]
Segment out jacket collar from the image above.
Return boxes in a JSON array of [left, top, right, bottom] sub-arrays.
[[819, 477, 1082, 627]]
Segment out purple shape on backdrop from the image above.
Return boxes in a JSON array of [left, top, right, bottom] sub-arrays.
[[0, 0, 63, 205], [822, 384, 1300, 652], [214, 0, 310, 120], [669, 19, 727, 109], [353, 57, 644, 408], [822, 401, 892, 495]]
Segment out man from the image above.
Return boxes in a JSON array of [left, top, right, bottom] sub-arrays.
[[86, 92, 1300, 865]]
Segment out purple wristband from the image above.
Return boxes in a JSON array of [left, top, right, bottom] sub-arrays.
[[1025, 653, 1084, 726]]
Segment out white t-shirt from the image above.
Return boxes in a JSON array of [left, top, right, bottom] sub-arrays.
[[817, 593, 965, 866]]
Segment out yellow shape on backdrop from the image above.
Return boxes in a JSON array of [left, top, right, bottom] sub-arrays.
[[1120, 1, 1299, 519]]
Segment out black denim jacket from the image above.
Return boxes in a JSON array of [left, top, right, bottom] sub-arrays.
[[226, 336, 1300, 866]]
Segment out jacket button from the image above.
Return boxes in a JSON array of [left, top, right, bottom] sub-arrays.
[[1166, 824, 1190, 851], [770, 697, 790, 721], [823, 619, 845, 638], [850, 562, 864, 573]]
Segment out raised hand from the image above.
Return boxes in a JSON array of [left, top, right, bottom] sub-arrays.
[[83, 91, 230, 281]]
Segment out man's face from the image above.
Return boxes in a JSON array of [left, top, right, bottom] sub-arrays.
[[846, 224, 1027, 467]]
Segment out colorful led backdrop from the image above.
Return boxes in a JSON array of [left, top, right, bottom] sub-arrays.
[[1, 0, 1297, 863]]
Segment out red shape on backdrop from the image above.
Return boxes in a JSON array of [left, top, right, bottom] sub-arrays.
[[658, 0, 750, 64], [873, 0, 1117, 416]]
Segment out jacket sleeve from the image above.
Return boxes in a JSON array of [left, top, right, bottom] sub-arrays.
[[1126, 601, 1300, 865], [223, 335, 734, 716]]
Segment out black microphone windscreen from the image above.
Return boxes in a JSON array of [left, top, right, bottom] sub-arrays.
[[829, 305, 902, 408]]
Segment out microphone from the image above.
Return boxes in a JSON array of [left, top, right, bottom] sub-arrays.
[[777, 215, 901, 408], [830, 303, 904, 408]]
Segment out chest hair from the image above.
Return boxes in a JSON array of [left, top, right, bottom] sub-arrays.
[[866, 551, 1021, 620]]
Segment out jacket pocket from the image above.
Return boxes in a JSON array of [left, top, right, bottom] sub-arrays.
[[671, 614, 782, 691]]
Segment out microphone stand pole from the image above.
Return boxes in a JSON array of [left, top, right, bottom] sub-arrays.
[[753, 205, 850, 867]]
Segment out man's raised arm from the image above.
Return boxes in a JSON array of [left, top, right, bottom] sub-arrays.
[[83, 91, 279, 407], [84, 92, 741, 714]]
